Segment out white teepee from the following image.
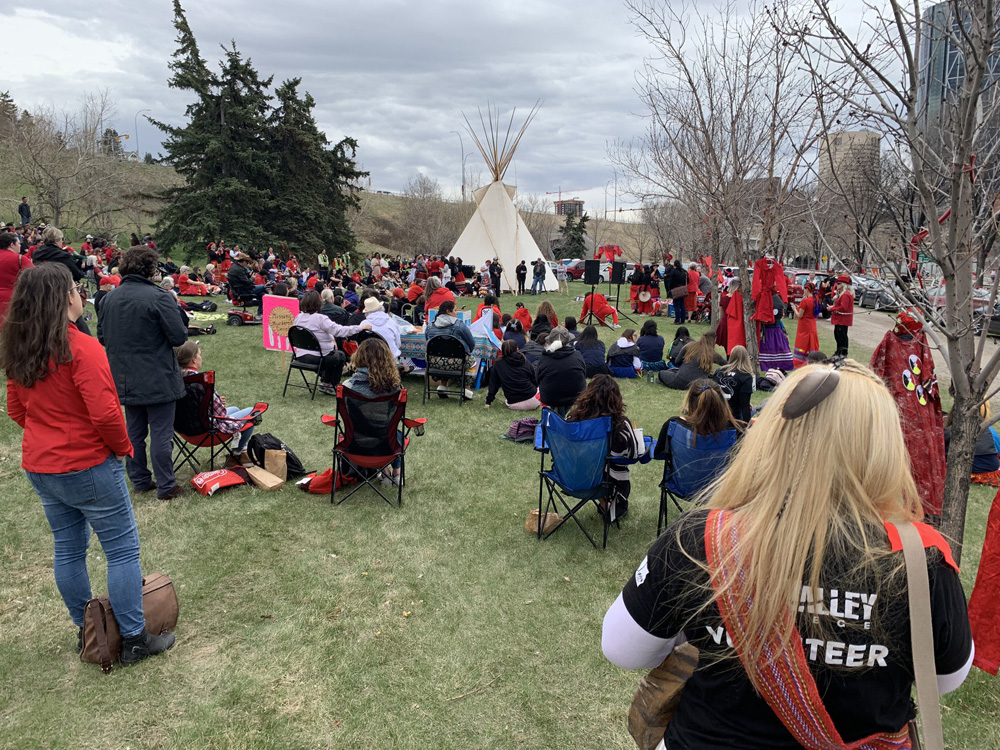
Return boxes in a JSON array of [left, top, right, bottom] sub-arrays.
[[450, 104, 556, 292]]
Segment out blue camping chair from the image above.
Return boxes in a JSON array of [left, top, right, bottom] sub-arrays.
[[535, 408, 618, 549], [658, 418, 739, 535]]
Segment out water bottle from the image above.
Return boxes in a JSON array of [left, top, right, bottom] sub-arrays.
[[649, 371, 656, 383]]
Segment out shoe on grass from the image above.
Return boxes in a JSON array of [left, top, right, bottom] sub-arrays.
[[437, 385, 450, 399], [463, 388, 475, 399], [120, 628, 175, 667]]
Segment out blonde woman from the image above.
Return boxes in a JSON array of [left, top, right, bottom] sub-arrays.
[[712, 345, 756, 422], [603, 360, 972, 750]]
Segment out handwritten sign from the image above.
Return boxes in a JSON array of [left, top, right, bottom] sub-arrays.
[[262, 295, 300, 352]]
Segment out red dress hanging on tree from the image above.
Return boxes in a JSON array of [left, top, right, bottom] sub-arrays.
[[869, 324, 946, 517], [725, 291, 746, 354]]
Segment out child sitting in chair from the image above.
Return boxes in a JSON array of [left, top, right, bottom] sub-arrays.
[[174, 341, 257, 467]]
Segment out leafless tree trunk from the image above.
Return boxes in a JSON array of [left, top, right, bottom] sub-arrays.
[[782, 0, 1000, 561]]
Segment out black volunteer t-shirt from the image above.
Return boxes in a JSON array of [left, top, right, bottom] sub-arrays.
[[621, 510, 972, 750]]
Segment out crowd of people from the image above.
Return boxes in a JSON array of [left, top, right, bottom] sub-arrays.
[[0, 227, 974, 750]]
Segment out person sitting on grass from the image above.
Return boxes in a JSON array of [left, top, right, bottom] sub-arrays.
[[520, 330, 546, 364], [320, 288, 349, 324], [513, 301, 532, 330], [566, 374, 642, 520], [503, 319, 527, 349], [343, 337, 405, 487], [713, 345, 756, 423], [564, 316, 581, 339], [658, 332, 725, 390], [292, 290, 371, 396], [607, 328, 641, 379], [536, 326, 587, 416], [577, 324, 610, 377], [485, 339, 540, 411], [474, 294, 502, 324], [174, 341, 257, 467], [637, 319, 667, 372], [530, 300, 559, 340], [667, 326, 693, 368], [425, 299, 476, 399]]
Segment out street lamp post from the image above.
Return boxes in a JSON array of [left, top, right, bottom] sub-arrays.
[[134, 108, 151, 160], [450, 130, 466, 201]]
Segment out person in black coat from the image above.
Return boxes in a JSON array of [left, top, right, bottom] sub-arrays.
[[658, 333, 725, 390], [576, 324, 610, 377], [535, 327, 587, 416], [485, 340, 540, 409], [98, 245, 189, 500], [226, 254, 266, 316], [712, 345, 756, 423]]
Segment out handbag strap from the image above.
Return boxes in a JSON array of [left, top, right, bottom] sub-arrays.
[[91, 599, 114, 674], [894, 520, 944, 750]]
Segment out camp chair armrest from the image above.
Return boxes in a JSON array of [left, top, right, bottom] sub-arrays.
[[403, 417, 426, 437], [321, 414, 338, 427], [212, 402, 269, 429]]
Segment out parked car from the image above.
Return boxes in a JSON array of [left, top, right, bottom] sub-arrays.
[[923, 285, 992, 313], [859, 282, 899, 311], [566, 259, 588, 280]]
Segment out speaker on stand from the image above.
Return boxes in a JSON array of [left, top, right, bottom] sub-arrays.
[[582, 260, 601, 326], [610, 261, 637, 324]]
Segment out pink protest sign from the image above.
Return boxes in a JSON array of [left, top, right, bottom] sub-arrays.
[[262, 295, 300, 352]]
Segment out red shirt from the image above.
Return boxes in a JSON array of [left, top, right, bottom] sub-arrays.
[[513, 307, 533, 329], [426, 286, 456, 312], [830, 292, 854, 326], [474, 303, 501, 323], [7, 327, 133, 472], [0, 249, 32, 325], [406, 283, 423, 302]]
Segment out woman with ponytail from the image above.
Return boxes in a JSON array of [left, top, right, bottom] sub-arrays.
[[604, 360, 973, 750]]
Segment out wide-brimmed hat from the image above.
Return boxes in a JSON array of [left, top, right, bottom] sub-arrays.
[[363, 297, 384, 314]]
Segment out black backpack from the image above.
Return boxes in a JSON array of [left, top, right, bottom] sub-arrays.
[[247, 433, 307, 479]]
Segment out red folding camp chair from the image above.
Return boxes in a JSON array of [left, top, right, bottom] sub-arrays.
[[321, 386, 426, 506], [173, 371, 269, 473]]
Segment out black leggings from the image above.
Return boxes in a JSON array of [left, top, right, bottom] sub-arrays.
[[834, 325, 849, 356]]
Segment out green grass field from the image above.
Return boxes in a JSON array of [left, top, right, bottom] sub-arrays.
[[1, 289, 998, 749]]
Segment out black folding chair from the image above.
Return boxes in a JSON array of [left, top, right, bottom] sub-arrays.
[[173, 371, 268, 472], [321, 386, 426, 506], [283, 325, 323, 399], [423, 335, 470, 405]]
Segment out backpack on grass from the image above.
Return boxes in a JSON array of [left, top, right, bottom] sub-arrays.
[[501, 417, 539, 444], [247, 433, 306, 479]]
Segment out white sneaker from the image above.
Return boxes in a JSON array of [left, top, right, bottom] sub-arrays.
[[612, 323, 621, 329], [464, 388, 475, 399]]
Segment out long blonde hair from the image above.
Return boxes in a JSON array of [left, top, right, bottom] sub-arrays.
[[702, 359, 920, 691], [719, 345, 753, 376]]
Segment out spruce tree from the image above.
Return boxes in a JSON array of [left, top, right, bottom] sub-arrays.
[[558, 212, 590, 257], [268, 79, 366, 261], [153, 2, 275, 253]]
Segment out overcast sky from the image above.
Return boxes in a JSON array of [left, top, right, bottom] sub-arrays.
[[1, 0, 661, 216]]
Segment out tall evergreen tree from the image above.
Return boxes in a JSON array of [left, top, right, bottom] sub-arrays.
[[558, 212, 590, 257], [153, 2, 275, 252], [268, 79, 366, 260]]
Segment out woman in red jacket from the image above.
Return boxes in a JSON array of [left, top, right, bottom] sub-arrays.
[[830, 275, 854, 356], [424, 275, 455, 313], [0, 263, 175, 666]]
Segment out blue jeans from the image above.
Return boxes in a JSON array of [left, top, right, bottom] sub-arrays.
[[226, 405, 255, 452], [252, 285, 267, 315], [530, 276, 545, 294], [26, 455, 145, 636]]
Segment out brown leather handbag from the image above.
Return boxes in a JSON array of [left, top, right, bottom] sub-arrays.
[[80, 572, 179, 674], [627, 642, 699, 750]]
